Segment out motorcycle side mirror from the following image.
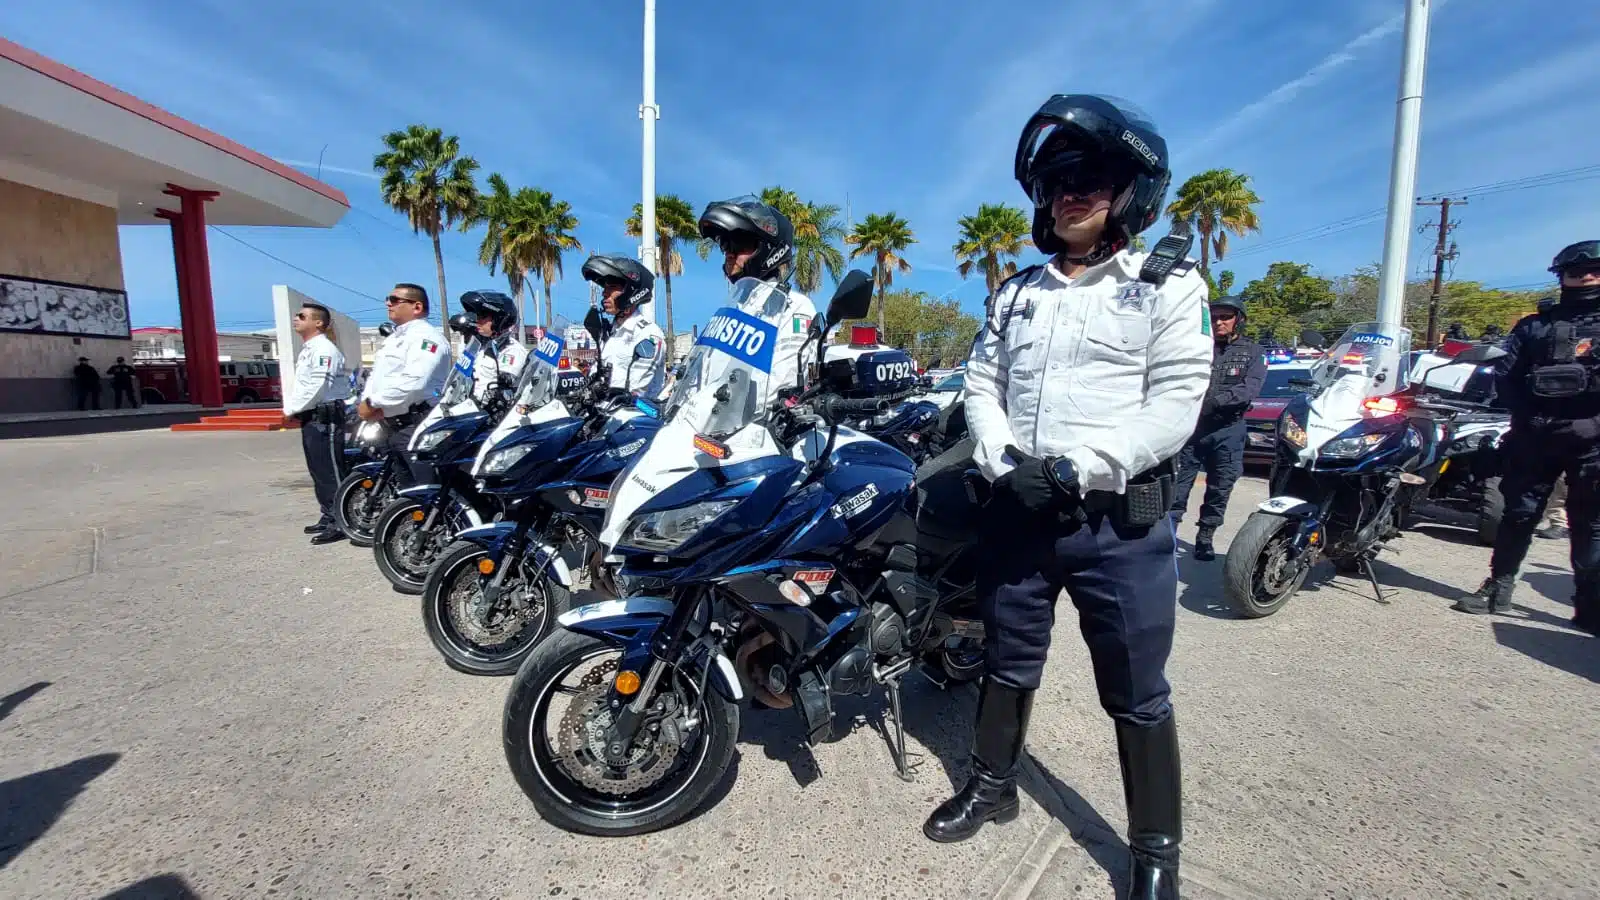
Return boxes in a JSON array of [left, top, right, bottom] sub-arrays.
[[825, 270, 874, 325], [584, 308, 608, 346], [1298, 329, 1326, 350], [448, 312, 478, 338]]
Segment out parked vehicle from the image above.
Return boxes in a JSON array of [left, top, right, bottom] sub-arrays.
[[1244, 361, 1318, 465]]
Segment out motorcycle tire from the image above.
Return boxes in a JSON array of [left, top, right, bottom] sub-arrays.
[[372, 497, 434, 595], [1223, 513, 1310, 619], [333, 471, 395, 549], [421, 540, 570, 677], [503, 629, 740, 836], [1476, 476, 1504, 546]]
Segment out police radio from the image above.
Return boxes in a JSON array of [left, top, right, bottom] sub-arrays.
[[1138, 227, 1195, 285]]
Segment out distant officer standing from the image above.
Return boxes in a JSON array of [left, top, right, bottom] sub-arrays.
[[581, 254, 667, 401], [358, 283, 453, 485], [1170, 296, 1267, 560], [924, 95, 1212, 900], [282, 302, 347, 544], [108, 357, 140, 408], [1455, 240, 1600, 637]]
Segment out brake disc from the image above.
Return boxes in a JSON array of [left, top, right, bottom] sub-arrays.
[[449, 564, 544, 648], [556, 660, 682, 796]]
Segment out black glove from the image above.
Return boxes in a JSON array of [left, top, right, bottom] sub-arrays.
[[1549, 415, 1600, 442], [991, 446, 1078, 517]]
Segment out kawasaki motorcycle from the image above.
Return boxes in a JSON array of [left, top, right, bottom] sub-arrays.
[[1222, 323, 1506, 618], [371, 335, 515, 594], [501, 272, 988, 836], [420, 326, 662, 677]]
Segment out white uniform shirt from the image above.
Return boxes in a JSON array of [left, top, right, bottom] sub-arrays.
[[282, 332, 346, 416], [602, 311, 668, 400], [743, 280, 816, 403], [361, 318, 453, 416], [965, 250, 1213, 493], [474, 336, 528, 400]]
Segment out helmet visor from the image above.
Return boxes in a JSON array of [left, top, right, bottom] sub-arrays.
[[1023, 146, 1134, 208]]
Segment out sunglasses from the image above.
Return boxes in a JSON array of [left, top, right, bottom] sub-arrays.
[[715, 233, 759, 255], [1025, 158, 1129, 209], [385, 294, 421, 306]]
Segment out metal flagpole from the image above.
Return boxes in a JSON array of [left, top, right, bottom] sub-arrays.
[[639, 0, 660, 325], [1375, 0, 1434, 328]]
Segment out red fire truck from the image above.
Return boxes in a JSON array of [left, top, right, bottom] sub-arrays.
[[134, 359, 283, 405]]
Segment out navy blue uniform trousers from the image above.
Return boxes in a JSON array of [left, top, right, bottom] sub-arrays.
[[979, 510, 1179, 727], [1170, 419, 1246, 531]]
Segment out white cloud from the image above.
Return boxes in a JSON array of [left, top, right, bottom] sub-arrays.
[[277, 160, 380, 180]]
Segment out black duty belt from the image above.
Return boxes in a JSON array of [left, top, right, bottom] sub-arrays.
[[386, 402, 434, 429]]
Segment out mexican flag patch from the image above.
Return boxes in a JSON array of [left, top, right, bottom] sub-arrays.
[[421, 339, 439, 353], [792, 315, 811, 334], [316, 356, 332, 367]]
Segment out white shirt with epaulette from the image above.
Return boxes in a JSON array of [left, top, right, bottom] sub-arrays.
[[474, 336, 528, 400], [602, 311, 669, 400], [283, 332, 346, 416], [362, 318, 453, 417], [963, 249, 1213, 493]]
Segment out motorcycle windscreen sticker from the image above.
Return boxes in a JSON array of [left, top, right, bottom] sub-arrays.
[[1348, 333, 1395, 346], [533, 332, 566, 367], [696, 306, 777, 373], [455, 344, 478, 378]]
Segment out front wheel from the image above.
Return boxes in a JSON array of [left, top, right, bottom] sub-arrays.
[[373, 498, 470, 595], [503, 629, 740, 836], [1222, 512, 1313, 619], [421, 541, 570, 676], [333, 470, 394, 548], [1476, 476, 1504, 546]]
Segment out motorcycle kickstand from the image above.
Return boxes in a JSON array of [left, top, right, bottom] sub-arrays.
[[875, 661, 922, 783], [1359, 554, 1391, 605]]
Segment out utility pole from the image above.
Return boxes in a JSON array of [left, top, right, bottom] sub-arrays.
[[1417, 196, 1464, 348], [639, 0, 660, 325], [1375, 0, 1434, 328]]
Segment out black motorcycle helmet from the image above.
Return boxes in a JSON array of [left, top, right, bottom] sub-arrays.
[[458, 290, 519, 336], [1550, 240, 1600, 275], [1210, 296, 1247, 320], [1014, 94, 1172, 263], [580, 255, 654, 313], [447, 311, 479, 339], [698, 196, 795, 283]]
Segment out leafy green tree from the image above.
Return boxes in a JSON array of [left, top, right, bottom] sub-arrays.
[[953, 203, 1032, 296], [1165, 168, 1262, 282], [837, 288, 981, 366], [374, 124, 480, 328]]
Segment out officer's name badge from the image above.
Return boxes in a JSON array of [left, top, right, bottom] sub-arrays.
[[1115, 283, 1154, 312]]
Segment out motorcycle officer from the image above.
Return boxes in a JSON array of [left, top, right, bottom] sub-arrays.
[[1169, 295, 1268, 560], [695, 196, 816, 400], [923, 95, 1212, 900], [1455, 240, 1600, 637], [282, 301, 347, 544], [459, 290, 527, 408], [359, 283, 453, 485], [579, 255, 667, 400]]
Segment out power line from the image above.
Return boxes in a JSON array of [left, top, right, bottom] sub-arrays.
[[209, 226, 385, 307], [1417, 196, 1465, 347]]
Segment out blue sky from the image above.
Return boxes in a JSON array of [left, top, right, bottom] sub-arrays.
[[4, 0, 1597, 334]]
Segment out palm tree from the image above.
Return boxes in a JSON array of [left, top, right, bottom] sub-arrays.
[[374, 125, 480, 328], [515, 190, 582, 331], [1164, 168, 1262, 282], [464, 172, 531, 324], [759, 187, 847, 295], [845, 212, 916, 335], [953, 203, 1033, 296], [625, 194, 698, 360]]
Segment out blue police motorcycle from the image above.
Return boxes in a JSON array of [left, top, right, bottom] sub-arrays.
[[420, 330, 663, 676], [1222, 323, 1505, 618], [501, 273, 989, 836]]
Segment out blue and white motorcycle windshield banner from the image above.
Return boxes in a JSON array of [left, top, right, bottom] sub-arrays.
[[533, 332, 566, 367], [697, 306, 777, 374], [454, 344, 478, 378]]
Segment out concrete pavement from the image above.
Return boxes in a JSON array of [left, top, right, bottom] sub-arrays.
[[0, 430, 1593, 899]]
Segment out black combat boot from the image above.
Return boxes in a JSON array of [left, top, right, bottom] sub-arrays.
[[1571, 580, 1600, 637], [923, 680, 1033, 843], [1192, 527, 1216, 562], [1118, 715, 1183, 900], [1452, 574, 1514, 615]]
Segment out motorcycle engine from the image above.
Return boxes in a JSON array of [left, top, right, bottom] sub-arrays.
[[866, 601, 907, 657]]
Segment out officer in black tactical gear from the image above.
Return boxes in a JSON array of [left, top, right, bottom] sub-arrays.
[[1453, 240, 1600, 636], [923, 94, 1213, 900], [1169, 296, 1267, 560]]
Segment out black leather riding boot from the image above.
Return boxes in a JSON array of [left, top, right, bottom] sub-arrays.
[[1453, 574, 1515, 614], [1118, 715, 1183, 900], [923, 680, 1033, 843]]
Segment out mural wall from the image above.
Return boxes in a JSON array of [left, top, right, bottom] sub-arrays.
[[0, 273, 132, 339]]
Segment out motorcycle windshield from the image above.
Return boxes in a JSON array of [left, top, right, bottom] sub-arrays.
[[439, 338, 482, 408], [1310, 323, 1411, 402], [512, 331, 565, 413], [662, 278, 783, 439]]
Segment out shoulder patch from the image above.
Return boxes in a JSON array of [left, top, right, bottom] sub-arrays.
[[635, 338, 658, 360]]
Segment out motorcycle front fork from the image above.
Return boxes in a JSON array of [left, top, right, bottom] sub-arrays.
[[608, 587, 707, 754]]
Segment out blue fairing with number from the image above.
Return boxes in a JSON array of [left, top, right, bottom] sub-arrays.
[[697, 306, 777, 373], [854, 349, 919, 395]]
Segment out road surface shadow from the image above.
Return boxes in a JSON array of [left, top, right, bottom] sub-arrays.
[[1521, 569, 1574, 607], [1492, 621, 1598, 684], [101, 874, 201, 899], [0, 752, 120, 869], [0, 681, 50, 724], [1407, 523, 1487, 548]]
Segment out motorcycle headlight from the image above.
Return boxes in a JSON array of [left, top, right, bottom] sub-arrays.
[[622, 499, 739, 553], [1319, 432, 1390, 459], [1280, 412, 1307, 449], [483, 444, 534, 474], [415, 428, 453, 452]]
